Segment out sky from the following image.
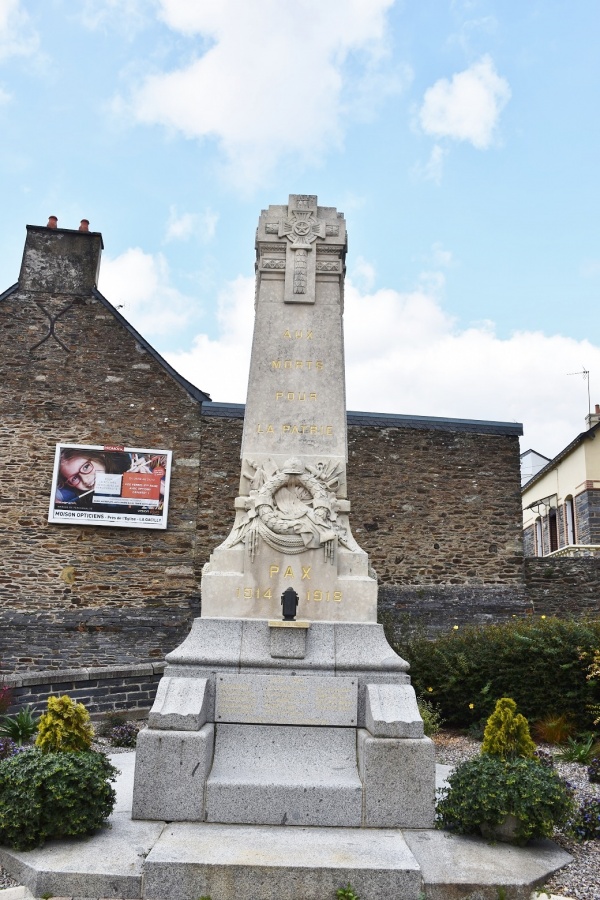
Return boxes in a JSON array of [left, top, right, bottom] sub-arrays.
[[1, 0, 599, 459]]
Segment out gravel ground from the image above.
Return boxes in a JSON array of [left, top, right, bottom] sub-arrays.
[[0, 728, 598, 898], [434, 730, 600, 900]]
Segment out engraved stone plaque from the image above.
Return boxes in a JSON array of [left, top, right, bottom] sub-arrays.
[[215, 673, 358, 726]]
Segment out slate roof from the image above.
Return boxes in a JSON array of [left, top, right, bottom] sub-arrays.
[[0, 281, 211, 404], [92, 288, 211, 403], [522, 421, 600, 493], [202, 401, 523, 436]]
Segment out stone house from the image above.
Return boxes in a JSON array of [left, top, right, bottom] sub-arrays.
[[0, 220, 210, 672], [522, 407, 600, 557], [1, 219, 527, 677]]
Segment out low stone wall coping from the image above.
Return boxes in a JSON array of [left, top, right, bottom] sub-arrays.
[[1, 661, 166, 688]]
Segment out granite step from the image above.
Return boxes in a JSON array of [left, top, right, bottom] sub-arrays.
[[205, 723, 363, 826], [142, 821, 422, 900]]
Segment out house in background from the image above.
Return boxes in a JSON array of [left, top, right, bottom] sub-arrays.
[[522, 405, 600, 556], [520, 449, 551, 486]]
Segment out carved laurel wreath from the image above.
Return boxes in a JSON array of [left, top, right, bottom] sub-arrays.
[[254, 470, 331, 536]]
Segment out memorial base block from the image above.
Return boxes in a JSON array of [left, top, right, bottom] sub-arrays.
[[132, 724, 214, 821], [131, 618, 435, 831]]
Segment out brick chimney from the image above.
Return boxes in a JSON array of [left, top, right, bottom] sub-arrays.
[[19, 221, 104, 295], [585, 404, 600, 430]]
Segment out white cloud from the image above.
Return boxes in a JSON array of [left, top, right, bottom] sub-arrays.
[[129, 0, 401, 187], [350, 256, 376, 293], [412, 144, 447, 185], [97, 247, 196, 336], [430, 242, 453, 268], [0, 83, 10, 104], [165, 205, 218, 243], [163, 271, 600, 459], [0, 0, 39, 60], [419, 55, 510, 149], [165, 275, 255, 401], [78, 0, 149, 33]]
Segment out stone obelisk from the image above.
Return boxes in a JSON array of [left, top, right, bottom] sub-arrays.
[[133, 197, 434, 884], [201, 194, 377, 622]]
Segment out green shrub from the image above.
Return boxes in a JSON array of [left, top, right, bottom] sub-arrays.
[[436, 755, 574, 844], [0, 748, 117, 850], [417, 696, 444, 737], [35, 695, 94, 753], [556, 734, 597, 764], [0, 706, 39, 745], [393, 617, 600, 729], [481, 698, 536, 759]]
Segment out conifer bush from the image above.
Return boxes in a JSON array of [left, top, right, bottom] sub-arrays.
[[35, 695, 94, 753], [393, 617, 600, 729], [481, 697, 536, 759]]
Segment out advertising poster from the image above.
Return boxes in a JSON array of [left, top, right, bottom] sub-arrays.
[[48, 444, 172, 529]]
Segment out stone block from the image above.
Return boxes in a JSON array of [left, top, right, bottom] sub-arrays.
[[206, 724, 362, 826], [131, 725, 214, 821], [165, 617, 243, 667], [214, 673, 357, 726], [355, 672, 411, 728], [334, 622, 410, 672], [269, 622, 308, 658], [365, 683, 423, 738], [357, 729, 436, 828], [148, 676, 209, 731], [143, 822, 422, 900], [239, 617, 336, 671]]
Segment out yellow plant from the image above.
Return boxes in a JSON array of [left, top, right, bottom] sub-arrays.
[[481, 697, 536, 760], [35, 695, 94, 753]]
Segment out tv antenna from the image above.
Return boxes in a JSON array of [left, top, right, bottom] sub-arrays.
[[567, 366, 591, 417]]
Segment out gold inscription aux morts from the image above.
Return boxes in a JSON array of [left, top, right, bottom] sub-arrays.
[[283, 329, 313, 339]]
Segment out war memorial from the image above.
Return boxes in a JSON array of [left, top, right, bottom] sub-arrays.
[[0, 196, 571, 899]]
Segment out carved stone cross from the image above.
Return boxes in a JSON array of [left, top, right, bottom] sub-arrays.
[[262, 195, 344, 304]]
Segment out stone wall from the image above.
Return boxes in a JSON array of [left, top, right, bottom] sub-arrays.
[[345, 424, 523, 586], [3, 662, 165, 716], [524, 557, 600, 617], [523, 524, 535, 557], [575, 489, 600, 545], [0, 226, 206, 672]]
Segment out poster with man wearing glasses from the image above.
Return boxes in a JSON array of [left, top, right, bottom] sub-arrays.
[[48, 444, 172, 529]]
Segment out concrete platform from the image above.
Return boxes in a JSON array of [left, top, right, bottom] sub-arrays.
[[404, 830, 572, 900], [0, 813, 163, 899], [0, 752, 573, 900]]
